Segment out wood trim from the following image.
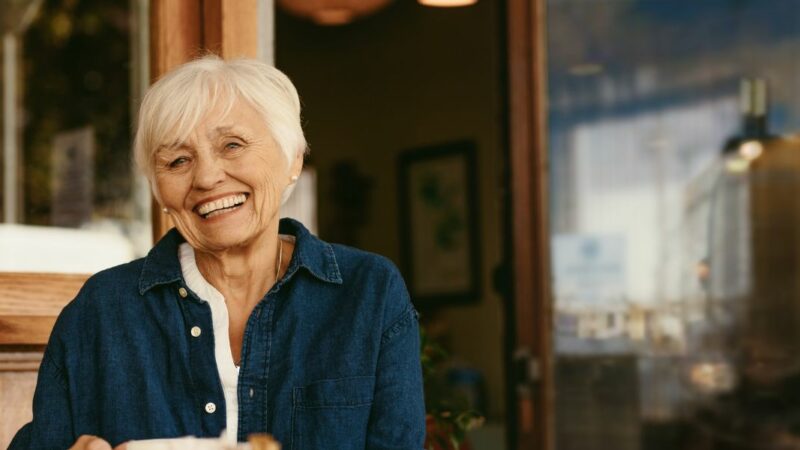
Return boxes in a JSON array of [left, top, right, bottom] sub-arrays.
[[203, 0, 259, 59], [0, 316, 58, 346], [530, 9, 553, 446], [0, 273, 87, 315], [203, 0, 223, 54], [0, 273, 86, 345], [0, 351, 42, 372], [150, 0, 202, 80], [220, 0, 259, 58], [507, 0, 553, 448]]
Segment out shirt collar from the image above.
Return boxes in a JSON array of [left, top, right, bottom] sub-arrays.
[[280, 218, 343, 285], [138, 227, 184, 294], [138, 218, 342, 295]]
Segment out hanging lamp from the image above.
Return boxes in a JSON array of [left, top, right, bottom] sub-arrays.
[[277, 0, 394, 26], [418, 0, 478, 7]]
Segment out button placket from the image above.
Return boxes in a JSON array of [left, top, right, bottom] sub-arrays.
[[175, 293, 225, 431]]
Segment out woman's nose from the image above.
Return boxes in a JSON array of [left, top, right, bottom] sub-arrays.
[[192, 155, 226, 189]]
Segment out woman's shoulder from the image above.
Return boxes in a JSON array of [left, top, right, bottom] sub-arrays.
[[328, 243, 403, 282], [326, 243, 414, 321], [56, 257, 149, 323], [47, 257, 150, 350], [78, 257, 147, 297]]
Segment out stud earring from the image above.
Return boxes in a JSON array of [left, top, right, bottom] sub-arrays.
[[162, 207, 169, 214], [290, 175, 299, 182]]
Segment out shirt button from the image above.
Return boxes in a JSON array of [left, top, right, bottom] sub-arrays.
[[190, 326, 202, 337], [249, 388, 254, 398], [178, 287, 188, 298], [205, 402, 216, 414]]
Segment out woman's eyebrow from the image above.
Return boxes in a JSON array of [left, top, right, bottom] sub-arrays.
[[211, 125, 236, 134], [210, 125, 252, 137], [156, 142, 191, 156]]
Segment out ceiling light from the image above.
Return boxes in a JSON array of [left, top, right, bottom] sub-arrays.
[[738, 140, 764, 161], [418, 0, 478, 7], [278, 0, 393, 26]]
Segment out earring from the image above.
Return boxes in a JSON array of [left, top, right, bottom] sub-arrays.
[[290, 175, 299, 182], [162, 207, 169, 214]]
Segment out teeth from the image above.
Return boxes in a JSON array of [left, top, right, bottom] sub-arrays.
[[197, 194, 247, 216]]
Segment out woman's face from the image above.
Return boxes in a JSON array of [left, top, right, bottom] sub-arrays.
[[153, 99, 301, 253]]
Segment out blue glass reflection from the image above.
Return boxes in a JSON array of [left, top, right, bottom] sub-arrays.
[[548, 0, 800, 448]]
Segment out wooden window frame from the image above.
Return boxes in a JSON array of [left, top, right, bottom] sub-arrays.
[[507, 0, 554, 449], [0, 0, 260, 347]]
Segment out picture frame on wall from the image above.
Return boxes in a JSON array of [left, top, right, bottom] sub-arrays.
[[398, 140, 481, 308]]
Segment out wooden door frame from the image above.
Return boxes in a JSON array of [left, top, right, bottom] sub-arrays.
[[506, 0, 554, 448]]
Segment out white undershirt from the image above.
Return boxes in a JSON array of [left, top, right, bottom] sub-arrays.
[[178, 243, 239, 445]]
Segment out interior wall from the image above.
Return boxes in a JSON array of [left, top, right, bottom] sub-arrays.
[[275, 0, 506, 419]]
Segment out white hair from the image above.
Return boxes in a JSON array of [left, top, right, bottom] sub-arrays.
[[133, 55, 307, 204]]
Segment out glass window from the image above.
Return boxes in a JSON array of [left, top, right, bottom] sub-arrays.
[[0, 0, 150, 273], [547, 0, 800, 447]]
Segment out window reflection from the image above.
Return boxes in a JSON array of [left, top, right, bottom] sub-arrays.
[[0, 0, 150, 272], [548, 0, 800, 448]]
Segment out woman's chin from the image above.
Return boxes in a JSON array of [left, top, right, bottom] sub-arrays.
[[188, 212, 262, 250], [198, 231, 257, 252]]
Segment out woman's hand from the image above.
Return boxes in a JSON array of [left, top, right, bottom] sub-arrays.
[[69, 435, 128, 450]]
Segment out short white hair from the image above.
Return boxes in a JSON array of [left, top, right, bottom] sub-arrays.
[[133, 55, 307, 204]]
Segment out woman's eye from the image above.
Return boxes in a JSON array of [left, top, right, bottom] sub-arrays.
[[169, 157, 189, 168], [225, 142, 242, 151]]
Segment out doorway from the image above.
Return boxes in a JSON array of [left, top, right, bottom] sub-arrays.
[[275, 1, 510, 448]]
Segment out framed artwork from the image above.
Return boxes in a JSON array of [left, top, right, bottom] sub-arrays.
[[398, 140, 481, 307]]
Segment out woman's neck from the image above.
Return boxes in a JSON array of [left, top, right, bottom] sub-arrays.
[[194, 224, 284, 311]]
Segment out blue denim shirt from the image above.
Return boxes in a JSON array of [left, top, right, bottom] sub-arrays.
[[10, 218, 425, 450]]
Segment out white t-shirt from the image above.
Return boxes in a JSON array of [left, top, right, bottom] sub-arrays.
[[178, 243, 239, 445]]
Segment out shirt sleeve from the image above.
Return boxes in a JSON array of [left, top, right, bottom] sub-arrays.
[[366, 272, 426, 450], [8, 352, 75, 450]]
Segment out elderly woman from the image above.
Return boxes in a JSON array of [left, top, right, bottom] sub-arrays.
[[10, 56, 425, 450]]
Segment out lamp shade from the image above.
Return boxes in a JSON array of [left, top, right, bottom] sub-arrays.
[[418, 0, 478, 7], [277, 0, 394, 26]]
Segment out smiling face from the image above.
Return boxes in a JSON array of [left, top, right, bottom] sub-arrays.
[[154, 98, 302, 253]]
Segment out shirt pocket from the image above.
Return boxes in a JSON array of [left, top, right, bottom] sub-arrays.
[[291, 376, 375, 450]]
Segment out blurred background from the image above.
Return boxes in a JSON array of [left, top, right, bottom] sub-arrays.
[[3, 0, 800, 449]]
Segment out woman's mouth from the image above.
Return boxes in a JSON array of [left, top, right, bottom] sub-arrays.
[[196, 193, 248, 219]]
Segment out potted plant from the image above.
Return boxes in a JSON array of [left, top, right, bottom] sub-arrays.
[[421, 328, 484, 450]]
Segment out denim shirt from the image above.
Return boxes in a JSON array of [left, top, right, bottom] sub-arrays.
[[10, 218, 425, 450]]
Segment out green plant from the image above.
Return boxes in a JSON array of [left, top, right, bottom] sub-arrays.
[[421, 327, 484, 450]]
